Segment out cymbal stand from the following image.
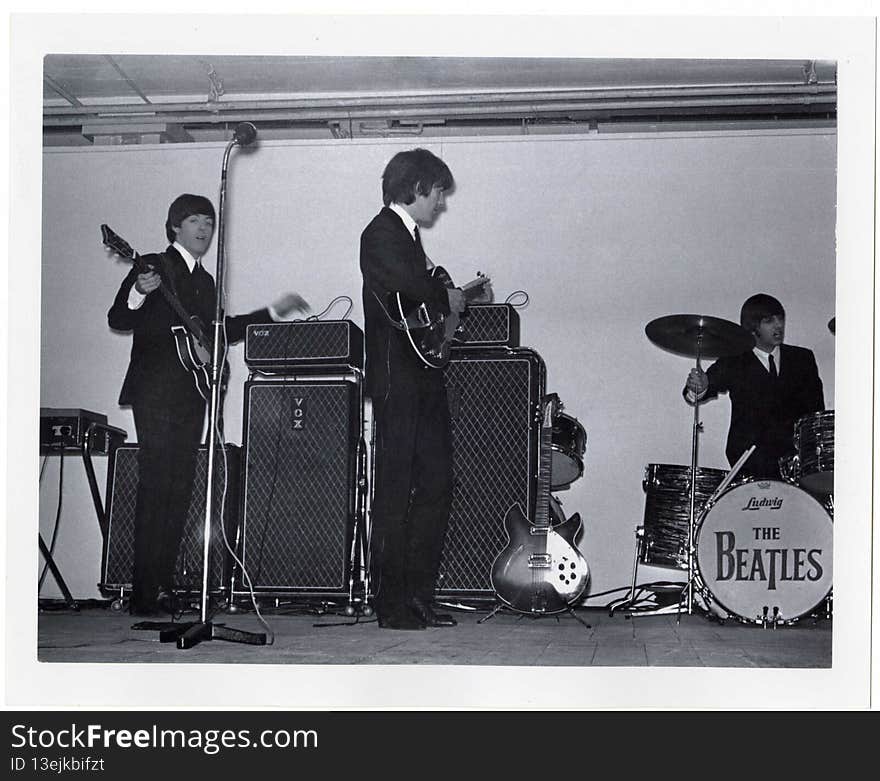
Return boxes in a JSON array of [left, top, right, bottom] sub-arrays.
[[684, 341, 705, 616]]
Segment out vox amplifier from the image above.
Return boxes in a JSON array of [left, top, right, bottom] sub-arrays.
[[245, 320, 364, 372], [453, 304, 520, 348]]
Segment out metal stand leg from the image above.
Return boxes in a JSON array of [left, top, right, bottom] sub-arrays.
[[38, 534, 79, 611], [608, 526, 688, 621]]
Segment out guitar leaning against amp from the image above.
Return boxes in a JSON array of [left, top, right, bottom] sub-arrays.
[[491, 393, 590, 614]]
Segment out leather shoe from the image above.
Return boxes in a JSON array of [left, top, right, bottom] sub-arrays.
[[408, 597, 457, 627]]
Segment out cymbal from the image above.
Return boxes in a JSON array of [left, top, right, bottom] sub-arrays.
[[645, 314, 754, 359]]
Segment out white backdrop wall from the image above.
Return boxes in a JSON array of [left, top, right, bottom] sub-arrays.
[[39, 130, 836, 603]]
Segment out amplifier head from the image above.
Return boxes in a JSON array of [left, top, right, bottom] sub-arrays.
[[245, 320, 364, 371]]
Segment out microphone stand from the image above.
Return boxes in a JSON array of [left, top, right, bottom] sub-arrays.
[[155, 124, 265, 650]]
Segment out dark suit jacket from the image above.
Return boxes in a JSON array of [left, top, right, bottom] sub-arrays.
[[697, 344, 825, 477], [108, 245, 270, 407], [360, 207, 451, 400]]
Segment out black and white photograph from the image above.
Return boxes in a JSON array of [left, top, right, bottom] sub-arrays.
[[4, 9, 876, 711]]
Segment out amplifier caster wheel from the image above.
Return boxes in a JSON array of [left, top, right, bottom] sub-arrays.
[[110, 598, 125, 612], [361, 604, 374, 617], [344, 605, 356, 617]]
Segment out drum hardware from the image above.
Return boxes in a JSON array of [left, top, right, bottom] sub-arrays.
[[631, 314, 754, 617], [607, 525, 688, 618]]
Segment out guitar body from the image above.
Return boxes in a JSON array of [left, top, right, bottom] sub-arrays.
[[390, 266, 489, 369], [491, 503, 590, 615], [171, 326, 213, 400]]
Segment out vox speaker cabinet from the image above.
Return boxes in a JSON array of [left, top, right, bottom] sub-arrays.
[[237, 379, 361, 596], [438, 348, 545, 597], [100, 444, 240, 597]]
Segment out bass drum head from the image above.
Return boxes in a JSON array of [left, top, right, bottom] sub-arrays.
[[695, 480, 832, 624]]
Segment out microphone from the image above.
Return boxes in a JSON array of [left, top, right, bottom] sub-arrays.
[[232, 122, 257, 147]]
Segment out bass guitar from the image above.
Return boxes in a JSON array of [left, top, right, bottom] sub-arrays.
[[389, 266, 491, 368], [491, 393, 590, 614], [102, 224, 225, 401]]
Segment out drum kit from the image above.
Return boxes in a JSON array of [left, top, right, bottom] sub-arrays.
[[616, 313, 834, 627]]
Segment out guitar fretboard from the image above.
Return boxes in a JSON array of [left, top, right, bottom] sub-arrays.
[[534, 402, 554, 529]]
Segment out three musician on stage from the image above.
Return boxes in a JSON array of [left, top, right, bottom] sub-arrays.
[[107, 155, 829, 625]]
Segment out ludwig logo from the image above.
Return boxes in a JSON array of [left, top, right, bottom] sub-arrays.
[[742, 496, 783, 511]]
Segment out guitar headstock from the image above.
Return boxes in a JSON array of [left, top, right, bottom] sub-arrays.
[[101, 224, 136, 260], [464, 271, 493, 303]]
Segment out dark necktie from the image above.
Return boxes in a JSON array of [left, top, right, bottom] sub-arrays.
[[413, 226, 425, 264], [768, 353, 778, 379]]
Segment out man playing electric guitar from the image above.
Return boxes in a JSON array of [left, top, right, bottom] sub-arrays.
[[108, 193, 309, 617], [360, 148, 470, 630]]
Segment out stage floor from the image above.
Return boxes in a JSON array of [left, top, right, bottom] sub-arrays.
[[37, 600, 831, 668]]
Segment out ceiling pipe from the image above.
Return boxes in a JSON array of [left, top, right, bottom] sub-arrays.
[[43, 81, 836, 119], [44, 93, 836, 129]]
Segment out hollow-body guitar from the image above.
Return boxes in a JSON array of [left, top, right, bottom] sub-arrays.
[[389, 266, 491, 368], [490, 393, 590, 614]]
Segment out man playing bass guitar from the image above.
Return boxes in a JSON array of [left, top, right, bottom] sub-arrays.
[[108, 193, 308, 617], [360, 149, 469, 630]]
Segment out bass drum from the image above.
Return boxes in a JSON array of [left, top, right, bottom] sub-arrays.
[[695, 480, 832, 625], [550, 413, 587, 488]]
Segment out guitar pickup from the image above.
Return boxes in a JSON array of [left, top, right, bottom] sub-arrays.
[[529, 527, 549, 536], [528, 554, 552, 569]]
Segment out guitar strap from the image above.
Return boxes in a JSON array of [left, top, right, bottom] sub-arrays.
[[371, 288, 406, 331]]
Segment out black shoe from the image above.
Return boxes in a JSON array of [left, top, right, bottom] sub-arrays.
[[408, 597, 457, 627], [377, 609, 426, 630]]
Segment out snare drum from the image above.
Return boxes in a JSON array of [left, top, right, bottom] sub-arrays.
[[794, 410, 834, 495], [551, 413, 587, 488], [695, 479, 832, 625], [640, 464, 728, 569]]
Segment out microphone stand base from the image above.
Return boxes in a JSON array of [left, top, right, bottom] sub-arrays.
[[131, 620, 267, 649]]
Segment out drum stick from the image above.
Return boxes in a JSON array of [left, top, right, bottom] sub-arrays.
[[706, 445, 756, 506]]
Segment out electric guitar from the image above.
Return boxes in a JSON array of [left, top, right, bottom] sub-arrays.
[[388, 266, 492, 368], [102, 224, 226, 401], [490, 393, 590, 614]]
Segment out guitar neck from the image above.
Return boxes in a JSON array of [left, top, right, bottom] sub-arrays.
[[139, 256, 211, 347], [534, 421, 553, 529], [462, 279, 488, 302]]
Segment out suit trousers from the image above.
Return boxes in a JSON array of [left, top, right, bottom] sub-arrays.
[[130, 394, 205, 607], [370, 371, 453, 615]]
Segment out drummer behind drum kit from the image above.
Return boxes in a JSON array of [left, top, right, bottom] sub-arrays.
[[614, 313, 834, 628]]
